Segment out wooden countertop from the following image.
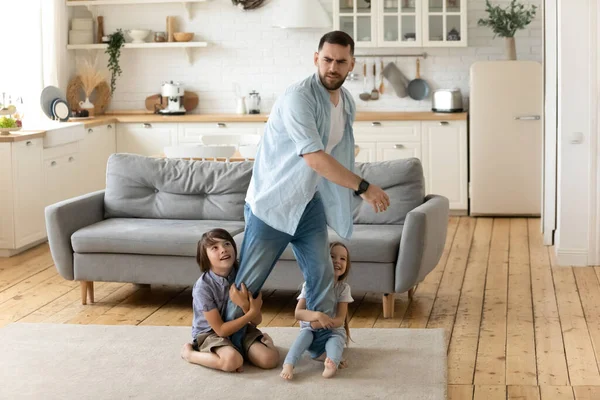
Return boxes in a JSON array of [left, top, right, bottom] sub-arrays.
[[0, 111, 467, 142]]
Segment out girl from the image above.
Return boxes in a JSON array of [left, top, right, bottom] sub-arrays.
[[181, 228, 279, 372], [280, 241, 353, 380]]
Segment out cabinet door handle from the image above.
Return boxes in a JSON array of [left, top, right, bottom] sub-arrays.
[[107, 124, 112, 129], [143, 123, 152, 128], [394, 144, 404, 149], [439, 121, 449, 125], [88, 128, 94, 134], [50, 161, 57, 166], [217, 123, 226, 128], [26, 141, 32, 146], [514, 115, 541, 120], [371, 122, 382, 127], [68, 156, 75, 162]]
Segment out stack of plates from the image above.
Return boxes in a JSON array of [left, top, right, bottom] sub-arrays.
[[40, 86, 70, 122]]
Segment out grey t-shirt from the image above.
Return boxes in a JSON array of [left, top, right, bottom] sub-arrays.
[[191, 269, 236, 338], [297, 281, 354, 330]]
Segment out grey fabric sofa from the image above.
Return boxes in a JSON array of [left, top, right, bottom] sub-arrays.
[[45, 153, 449, 318]]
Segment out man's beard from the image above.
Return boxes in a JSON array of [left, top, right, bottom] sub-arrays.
[[319, 71, 347, 91]]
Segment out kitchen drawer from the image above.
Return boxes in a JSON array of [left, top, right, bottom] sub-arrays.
[[178, 122, 264, 143], [353, 121, 421, 142], [116, 123, 177, 156], [377, 142, 422, 162], [43, 142, 79, 160]]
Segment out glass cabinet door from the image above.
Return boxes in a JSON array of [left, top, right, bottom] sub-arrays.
[[335, 0, 377, 48], [422, 0, 467, 47], [378, 0, 422, 47]]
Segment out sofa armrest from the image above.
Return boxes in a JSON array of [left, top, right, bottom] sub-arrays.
[[44, 190, 106, 280], [394, 195, 449, 293]]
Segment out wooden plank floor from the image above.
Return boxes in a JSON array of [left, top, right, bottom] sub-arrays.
[[2, 217, 600, 399]]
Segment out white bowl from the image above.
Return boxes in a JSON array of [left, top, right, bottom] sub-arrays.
[[128, 30, 150, 44]]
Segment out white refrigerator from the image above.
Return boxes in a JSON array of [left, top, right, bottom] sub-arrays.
[[469, 61, 543, 216]]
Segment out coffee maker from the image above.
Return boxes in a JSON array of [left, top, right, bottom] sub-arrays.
[[158, 81, 186, 115]]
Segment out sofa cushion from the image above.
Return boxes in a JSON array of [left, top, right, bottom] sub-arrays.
[[104, 154, 253, 221], [353, 158, 425, 225], [72, 218, 246, 257], [233, 224, 403, 264]]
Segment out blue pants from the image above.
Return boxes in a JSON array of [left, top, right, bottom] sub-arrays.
[[225, 194, 336, 353], [284, 329, 346, 367]]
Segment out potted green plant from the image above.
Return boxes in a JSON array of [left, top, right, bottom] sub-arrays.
[[105, 29, 125, 95], [477, 0, 537, 60]]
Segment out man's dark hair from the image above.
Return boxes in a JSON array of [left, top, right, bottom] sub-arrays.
[[318, 31, 355, 56]]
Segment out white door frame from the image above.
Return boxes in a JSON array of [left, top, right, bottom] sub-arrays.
[[543, 0, 558, 245], [589, 0, 600, 264]]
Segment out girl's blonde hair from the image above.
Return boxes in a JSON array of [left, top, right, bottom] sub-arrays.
[[330, 241, 352, 345], [196, 229, 239, 273]]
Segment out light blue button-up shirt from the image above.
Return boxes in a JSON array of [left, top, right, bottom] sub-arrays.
[[245, 73, 356, 240]]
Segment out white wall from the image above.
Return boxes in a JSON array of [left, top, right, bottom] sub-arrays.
[[554, 0, 598, 265], [69, 0, 542, 113]]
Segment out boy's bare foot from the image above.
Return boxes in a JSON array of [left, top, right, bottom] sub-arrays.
[[181, 343, 193, 362], [261, 333, 276, 350], [322, 357, 338, 378], [339, 359, 348, 369], [280, 364, 294, 380]]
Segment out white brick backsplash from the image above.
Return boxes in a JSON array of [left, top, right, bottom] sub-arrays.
[[82, 0, 541, 113]]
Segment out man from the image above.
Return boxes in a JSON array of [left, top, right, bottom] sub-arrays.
[[225, 31, 390, 352]]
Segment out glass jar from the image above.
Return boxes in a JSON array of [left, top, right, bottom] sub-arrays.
[[154, 32, 166, 42]]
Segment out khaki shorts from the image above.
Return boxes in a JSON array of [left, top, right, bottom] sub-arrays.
[[192, 324, 264, 356]]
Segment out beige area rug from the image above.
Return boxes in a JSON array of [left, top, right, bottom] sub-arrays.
[[0, 323, 447, 400]]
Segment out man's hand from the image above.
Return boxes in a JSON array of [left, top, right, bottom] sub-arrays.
[[229, 283, 250, 313], [360, 184, 391, 213]]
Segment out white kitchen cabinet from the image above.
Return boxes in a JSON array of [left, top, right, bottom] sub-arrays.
[[43, 142, 82, 208], [377, 141, 421, 161], [116, 123, 177, 156], [79, 124, 116, 193], [353, 120, 421, 141], [12, 139, 46, 249], [178, 122, 263, 144], [0, 144, 15, 250], [421, 120, 468, 210], [355, 141, 376, 162], [333, 0, 467, 47], [422, 0, 467, 47]]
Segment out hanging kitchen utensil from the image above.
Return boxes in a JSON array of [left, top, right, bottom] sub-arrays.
[[379, 60, 385, 94], [407, 58, 430, 101], [359, 63, 371, 101], [370, 63, 379, 100], [382, 62, 408, 98]]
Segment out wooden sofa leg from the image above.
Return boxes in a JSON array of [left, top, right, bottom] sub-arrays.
[[408, 286, 415, 300], [382, 293, 395, 319], [134, 284, 151, 290], [80, 281, 88, 305], [87, 281, 94, 304], [81, 281, 94, 305]]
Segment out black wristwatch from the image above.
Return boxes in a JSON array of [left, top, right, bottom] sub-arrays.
[[354, 179, 370, 196]]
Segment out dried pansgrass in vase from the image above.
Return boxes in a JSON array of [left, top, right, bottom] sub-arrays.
[[76, 54, 108, 99]]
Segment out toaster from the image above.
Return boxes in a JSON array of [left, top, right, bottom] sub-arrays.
[[432, 88, 463, 113]]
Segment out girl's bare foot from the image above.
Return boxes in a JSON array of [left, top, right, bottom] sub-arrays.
[[280, 364, 294, 380], [181, 343, 193, 362], [339, 359, 348, 369], [313, 353, 326, 362], [322, 357, 337, 378], [236, 366, 244, 373]]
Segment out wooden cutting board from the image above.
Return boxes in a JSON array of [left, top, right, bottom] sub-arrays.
[[145, 91, 199, 112]]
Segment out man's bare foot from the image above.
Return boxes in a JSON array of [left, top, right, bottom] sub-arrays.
[[339, 359, 348, 369], [322, 357, 337, 378], [181, 343, 193, 362], [261, 333, 276, 350], [280, 364, 294, 380]]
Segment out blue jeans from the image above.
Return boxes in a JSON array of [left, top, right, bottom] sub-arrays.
[[225, 194, 336, 353], [284, 328, 346, 367]]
